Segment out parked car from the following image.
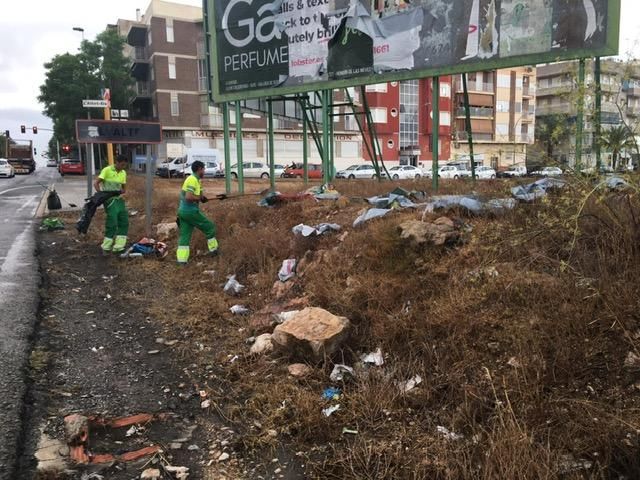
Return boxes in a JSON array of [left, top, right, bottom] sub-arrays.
[[58, 158, 85, 176], [46, 159, 58, 168], [228, 162, 285, 179], [156, 149, 222, 178], [0, 158, 15, 178], [498, 165, 527, 178], [438, 165, 470, 179], [282, 163, 323, 179], [336, 164, 377, 179], [532, 166, 563, 177], [475, 166, 497, 179], [381, 165, 424, 180]]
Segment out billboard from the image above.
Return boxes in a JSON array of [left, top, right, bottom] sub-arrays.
[[205, 0, 620, 102], [76, 120, 163, 144]]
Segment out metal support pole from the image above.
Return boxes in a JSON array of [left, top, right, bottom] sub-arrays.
[[462, 74, 476, 181], [145, 145, 153, 236], [322, 90, 330, 185], [86, 144, 93, 198], [329, 103, 335, 181], [222, 103, 232, 194], [268, 98, 275, 191], [594, 57, 602, 171], [235, 102, 244, 194], [56, 139, 60, 164], [303, 114, 309, 185], [576, 58, 586, 172], [432, 77, 440, 191]]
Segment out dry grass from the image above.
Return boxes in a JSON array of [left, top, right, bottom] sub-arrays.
[[70, 173, 640, 478]]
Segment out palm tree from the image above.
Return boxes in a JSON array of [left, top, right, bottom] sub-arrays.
[[600, 125, 635, 170]]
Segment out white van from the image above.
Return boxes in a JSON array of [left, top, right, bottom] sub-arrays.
[[156, 149, 223, 178]]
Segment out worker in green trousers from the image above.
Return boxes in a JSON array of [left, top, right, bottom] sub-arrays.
[[94, 155, 129, 254], [176, 160, 218, 264]]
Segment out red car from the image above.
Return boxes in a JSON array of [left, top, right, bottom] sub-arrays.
[[58, 158, 85, 176], [281, 163, 323, 179]]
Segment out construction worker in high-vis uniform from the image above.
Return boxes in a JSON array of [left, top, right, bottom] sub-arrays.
[[176, 160, 218, 264], [94, 155, 129, 254]]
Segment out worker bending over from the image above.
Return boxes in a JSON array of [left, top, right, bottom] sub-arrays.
[[176, 160, 218, 264], [94, 155, 129, 254]]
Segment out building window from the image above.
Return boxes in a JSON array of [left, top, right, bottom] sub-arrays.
[[370, 107, 388, 124], [497, 74, 511, 88], [166, 19, 174, 43], [171, 93, 179, 116], [440, 83, 451, 98], [399, 80, 419, 148], [168, 56, 176, 79], [198, 59, 207, 91], [496, 101, 510, 113], [440, 112, 451, 126], [496, 123, 509, 136], [365, 83, 388, 93]]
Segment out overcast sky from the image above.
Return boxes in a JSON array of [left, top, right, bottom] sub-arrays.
[[0, 0, 638, 156]]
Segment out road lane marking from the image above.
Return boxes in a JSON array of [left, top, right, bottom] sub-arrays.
[[0, 185, 44, 196]]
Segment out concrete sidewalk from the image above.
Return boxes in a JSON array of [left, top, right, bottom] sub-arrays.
[[36, 176, 89, 217]]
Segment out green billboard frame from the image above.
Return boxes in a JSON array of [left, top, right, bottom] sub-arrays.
[[205, 0, 621, 103]]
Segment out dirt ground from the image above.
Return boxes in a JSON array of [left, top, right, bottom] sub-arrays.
[[22, 175, 640, 479]]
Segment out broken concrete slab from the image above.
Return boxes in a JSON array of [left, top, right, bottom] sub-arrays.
[[272, 307, 351, 361]]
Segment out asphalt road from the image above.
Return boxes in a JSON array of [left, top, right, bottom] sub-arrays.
[[0, 166, 59, 479]]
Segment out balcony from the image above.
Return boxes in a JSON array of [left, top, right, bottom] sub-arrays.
[[519, 134, 535, 143], [536, 84, 572, 97], [456, 82, 494, 94], [127, 23, 148, 47], [130, 81, 152, 110], [522, 85, 536, 97], [201, 114, 223, 128], [623, 83, 640, 97], [455, 107, 494, 118], [130, 47, 150, 80]]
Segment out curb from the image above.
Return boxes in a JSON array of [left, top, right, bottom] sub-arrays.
[[35, 186, 51, 219]]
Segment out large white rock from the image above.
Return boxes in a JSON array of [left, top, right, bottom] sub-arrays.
[[272, 307, 350, 361], [250, 333, 274, 355]]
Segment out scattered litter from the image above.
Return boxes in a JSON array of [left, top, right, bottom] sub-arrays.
[[436, 426, 464, 441], [306, 183, 341, 200], [230, 305, 250, 315], [288, 363, 312, 377], [120, 238, 168, 259], [165, 466, 189, 479], [148, 350, 160, 355], [322, 405, 340, 417], [511, 178, 566, 202], [164, 340, 179, 347], [229, 355, 239, 363], [330, 364, 355, 382], [202, 270, 216, 277], [86, 311, 95, 315], [40, 217, 65, 231], [278, 259, 297, 282], [292, 223, 341, 237], [322, 387, 341, 401], [224, 275, 245, 295], [276, 310, 300, 324], [507, 357, 522, 368], [81, 473, 105, 480], [140, 468, 160, 479], [125, 425, 138, 437], [367, 191, 418, 209], [398, 375, 423, 393], [201, 400, 211, 409], [128, 209, 139, 217], [558, 454, 593, 474], [624, 351, 640, 370], [250, 333, 274, 355], [353, 208, 392, 227], [218, 452, 230, 462], [342, 427, 359, 435], [361, 348, 384, 366], [603, 176, 630, 190], [187, 444, 199, 451], [424, 195, 516, 215]]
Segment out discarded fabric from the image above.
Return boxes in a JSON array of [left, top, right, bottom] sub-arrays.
[[353, 208, 392, 227], [424, 196, 516, 215], [330, 364, 355, 382], [322, 404, 340, 417], [40, 217, 65, 231], [361, 348, 384, 366], [603, 176, 630, 190], [120, 238, 168, 259], [367, 193, 417, 209], [76, 191, 120, 234], [278, 259, 297, 282], [224, 275, 245, 295], [511, 178, 566, 202], [292, 223, 341, 237]]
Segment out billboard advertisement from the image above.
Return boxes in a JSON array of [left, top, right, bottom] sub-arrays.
[[205, 0, 620, 102]]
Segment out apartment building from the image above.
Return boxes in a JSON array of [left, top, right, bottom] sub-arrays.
[[450, 67, 537, 170], [117, 0, 363, 168], [536, 59, 640, 168], [362, 79, 453, 169]]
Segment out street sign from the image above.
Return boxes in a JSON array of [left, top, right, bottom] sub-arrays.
[[76, 120, 162, 144], [119, 110, 129, 119], [83, 99, 109, 108]]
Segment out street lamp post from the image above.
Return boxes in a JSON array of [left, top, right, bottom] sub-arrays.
[[72, 27, 85, 41]]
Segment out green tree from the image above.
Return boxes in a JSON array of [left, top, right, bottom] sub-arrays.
[[600, 125, 635, 170], [39, 29, 133, 147], [535, 114, 573, 162]]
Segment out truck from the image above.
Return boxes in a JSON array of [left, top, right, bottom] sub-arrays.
[[6, 139, 36, 174]]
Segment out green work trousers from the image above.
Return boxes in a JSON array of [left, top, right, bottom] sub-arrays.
[[177, 209, 217, 263], [105, 197, 129, 238]]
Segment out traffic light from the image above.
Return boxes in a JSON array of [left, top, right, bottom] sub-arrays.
[[4, 130, 8, 138], [62, 144, 71, 154], [34, 148, 37, 155], [32, 126, 38, 134], [20, 125, 26, 134]]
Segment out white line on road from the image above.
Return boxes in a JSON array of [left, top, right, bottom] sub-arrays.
[[0, 185, 43, 196]]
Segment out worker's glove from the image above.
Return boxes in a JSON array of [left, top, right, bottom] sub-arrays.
[[200, 196, 209, 204]]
